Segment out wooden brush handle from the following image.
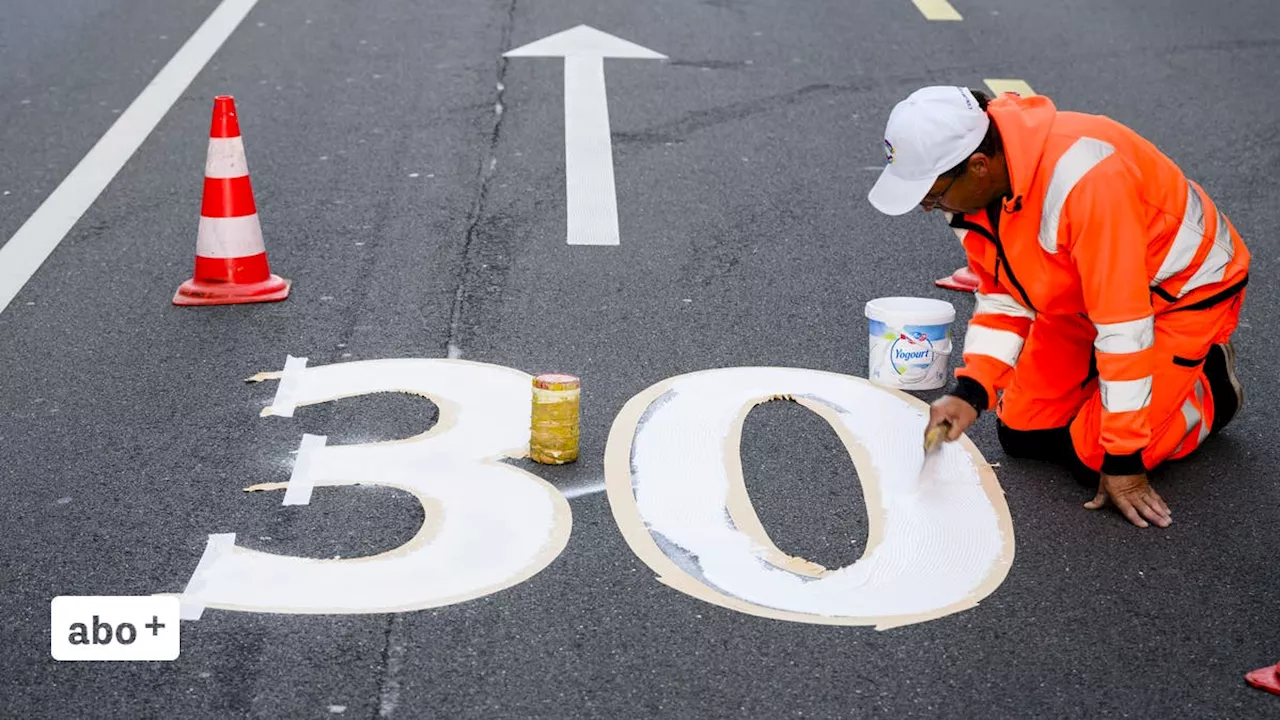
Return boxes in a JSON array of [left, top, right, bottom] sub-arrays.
[[923, 420, 952, 453]]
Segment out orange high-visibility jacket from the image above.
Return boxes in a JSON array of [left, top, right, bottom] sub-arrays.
[[948, 93, 1250, 471]]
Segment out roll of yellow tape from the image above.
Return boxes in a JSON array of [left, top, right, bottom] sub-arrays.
[[531, 373, 580, 465]]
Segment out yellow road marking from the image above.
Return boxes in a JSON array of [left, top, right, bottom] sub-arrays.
[[913, 0, 963, 21], [984, 79, 1037, 97]]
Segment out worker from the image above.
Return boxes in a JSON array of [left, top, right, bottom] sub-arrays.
[[868, 86, 1249, 529]]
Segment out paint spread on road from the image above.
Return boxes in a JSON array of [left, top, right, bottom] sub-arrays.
[[180, 359, 572, 616], [604, 367, 1015, 629]]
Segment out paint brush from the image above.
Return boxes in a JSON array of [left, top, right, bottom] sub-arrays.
[[917, 420, 952, 477], [923, 420, 951, 454]]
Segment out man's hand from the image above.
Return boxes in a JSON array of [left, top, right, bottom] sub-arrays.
[[1084, 473, 1172, 528], [925, 395, 979, 444]]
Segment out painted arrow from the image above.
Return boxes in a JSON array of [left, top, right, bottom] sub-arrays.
[[505, 26, 666, 246]]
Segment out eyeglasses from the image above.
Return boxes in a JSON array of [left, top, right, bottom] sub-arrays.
[[922, 172, 961, 207]]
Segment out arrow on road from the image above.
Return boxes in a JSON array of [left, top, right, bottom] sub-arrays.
[[505, 26, 665, 246]]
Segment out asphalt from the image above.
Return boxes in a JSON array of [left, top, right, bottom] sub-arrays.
[[2, 0, 1278, 717]]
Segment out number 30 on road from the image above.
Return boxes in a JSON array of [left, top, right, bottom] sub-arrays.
[[177, 358, 1014, 630]]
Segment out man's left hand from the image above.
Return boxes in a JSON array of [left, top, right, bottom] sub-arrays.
[[1084, 473, 1172, 528]]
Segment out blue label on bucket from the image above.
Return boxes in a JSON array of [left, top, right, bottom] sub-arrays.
[[868, 321, 952, 382], [869, 321, 950, 342]]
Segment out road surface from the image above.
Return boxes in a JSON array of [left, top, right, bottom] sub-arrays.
[[2, 0, 1278, 717]]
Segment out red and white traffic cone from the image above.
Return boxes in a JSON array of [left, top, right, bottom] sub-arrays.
[[173, 95, 290, 306], [935, 265, 980, 293]]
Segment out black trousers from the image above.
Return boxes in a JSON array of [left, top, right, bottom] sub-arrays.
[[996, 423, 1099, 487]]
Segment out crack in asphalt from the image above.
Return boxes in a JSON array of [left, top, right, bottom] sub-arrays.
[[370, 2, 518, 716], [376, 613, 407, 718], [444, 0, 516, 360]]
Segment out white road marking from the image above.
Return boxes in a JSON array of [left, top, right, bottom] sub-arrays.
[[505, 26, 666, 246], [0, 0, 262, 315], [180, 359, 573, 616], [605, 368, 1015, 629], [984, 79, 1037, 97], [913, 0, 963, 21]]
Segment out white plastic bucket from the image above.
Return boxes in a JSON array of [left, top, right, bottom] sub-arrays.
[[865, 297, 957, 390]]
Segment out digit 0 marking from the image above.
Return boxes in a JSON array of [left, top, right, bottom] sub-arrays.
[[604, 367, 1014, 629]]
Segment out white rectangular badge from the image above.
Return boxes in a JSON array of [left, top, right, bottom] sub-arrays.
[[51, 596, 181, 661]]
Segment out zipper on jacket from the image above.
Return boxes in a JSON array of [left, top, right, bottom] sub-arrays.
[[949, 215, 1038, 313]]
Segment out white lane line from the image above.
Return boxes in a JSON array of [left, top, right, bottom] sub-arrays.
[[913, 0, 963, 21], [0, 0, 262, 315], [984, 79, 1037, 97]]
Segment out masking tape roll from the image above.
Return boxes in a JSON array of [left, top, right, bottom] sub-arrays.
[[531, 373, 580, 465]]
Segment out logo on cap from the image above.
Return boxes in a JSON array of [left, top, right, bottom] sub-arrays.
[[883, 139, 895, 164]]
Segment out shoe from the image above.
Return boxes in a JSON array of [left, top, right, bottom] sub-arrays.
[[1204, 341, 1243, 434]]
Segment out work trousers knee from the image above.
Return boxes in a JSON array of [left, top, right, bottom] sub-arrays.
[[994, 295, 1243, 474]]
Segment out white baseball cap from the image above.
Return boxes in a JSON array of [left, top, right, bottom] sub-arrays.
[[868, 86, 991, 216]]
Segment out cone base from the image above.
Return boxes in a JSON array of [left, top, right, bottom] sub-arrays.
[[935, 266, 980, 293], [1246, 663, 1280, 695], [173, 274, 291, 306]]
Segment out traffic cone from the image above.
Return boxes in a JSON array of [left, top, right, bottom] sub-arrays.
[[174, 96, 290, 306], [1246, 660, 1280, 695], [935, 265, 980, 293]]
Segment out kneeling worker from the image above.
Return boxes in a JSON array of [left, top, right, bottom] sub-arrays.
[[868, 86, 1249, 529]]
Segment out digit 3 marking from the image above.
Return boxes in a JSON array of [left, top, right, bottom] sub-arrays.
[[184, 359, 572, 615], [604, 366, 1014, 629]]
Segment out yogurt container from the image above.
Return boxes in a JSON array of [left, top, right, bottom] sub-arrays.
[[864, 297, 957, 391]]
